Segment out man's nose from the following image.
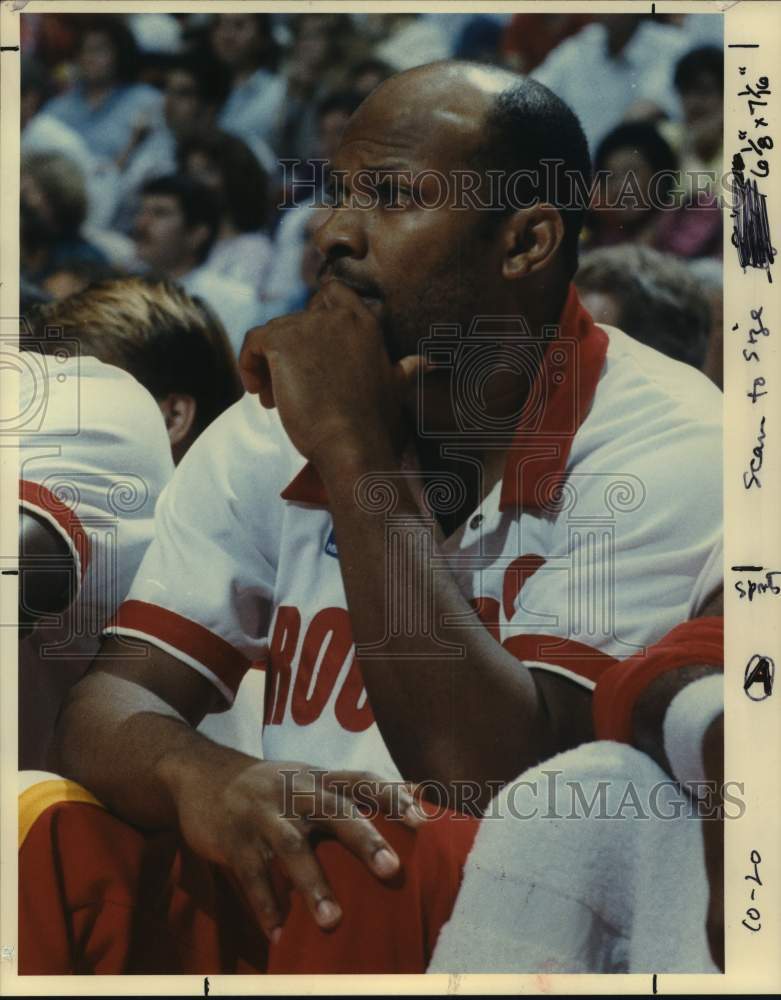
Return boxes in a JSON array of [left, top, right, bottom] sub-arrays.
[[314, 204, 368, 261]]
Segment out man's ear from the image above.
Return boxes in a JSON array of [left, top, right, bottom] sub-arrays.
[[500, 204, 565, 280], [158, 393, 197, 456]]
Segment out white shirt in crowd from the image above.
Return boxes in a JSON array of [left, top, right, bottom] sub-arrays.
[[532, 20, 689, 151], [180, 265, 262, 355]]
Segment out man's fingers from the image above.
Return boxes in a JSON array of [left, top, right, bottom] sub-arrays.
[[324, 770, 428, 827], [268, 820, 342, 929], [314, 790, 402, 879], [232, 846, 284, 943]]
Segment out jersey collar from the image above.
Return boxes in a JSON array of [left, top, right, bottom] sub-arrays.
[[281, 284, 608, 514]]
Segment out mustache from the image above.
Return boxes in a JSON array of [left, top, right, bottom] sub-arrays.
[[318, 261, 383, 299]]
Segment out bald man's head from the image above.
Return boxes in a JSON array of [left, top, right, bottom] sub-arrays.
[[314, 60, 591, 361], [343, 61, 591, 276]]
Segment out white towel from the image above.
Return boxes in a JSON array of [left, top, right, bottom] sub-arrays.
[[429, 741, 719, 974]]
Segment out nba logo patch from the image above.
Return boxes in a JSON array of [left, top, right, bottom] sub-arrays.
[[325, 528, 338, 558]]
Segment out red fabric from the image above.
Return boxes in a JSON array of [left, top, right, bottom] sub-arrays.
[[19, 479, 91, 583], [592, 616, 724, 743], [499, 284, 608, 513], [104, 600, 254, 702], [19, 798, 478, 975], [504, 633, 619, 686]]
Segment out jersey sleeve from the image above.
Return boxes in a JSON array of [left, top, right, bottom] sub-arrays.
[[19, 356, 174, 610], [104, 393, 289, 708], [500, 376, 722, 691]]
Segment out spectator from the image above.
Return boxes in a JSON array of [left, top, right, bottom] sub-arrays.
[[314, 90, 364, 167], [501, 14, 593, 74], [40, 260, 122, 301], [22, 54, 120, 229], [111, 52, 232, 233], [661, 46, 723, 198], [586, 119, 720, 259], [21, 151, 108, 286], [575, 244, 712, 369], [27, 276, 243, 462], [532, 14, 687, 151], [21, 55, 93, 172], [452, 16, 505, 65], [212, 13, 286, 155], [19, 277, 243, 770], [257, 205, 328, 323], [41, 15, 164, 162], [266, 92, 362, 306], [586, 122, 679, 250], [178, 130, 273, 298], [133, 174, 260, 353], [345, 57, 393, 99], [272, 14, 363, 162]]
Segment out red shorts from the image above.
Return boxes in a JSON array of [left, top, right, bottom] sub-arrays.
[[19, 780, 478, 975]]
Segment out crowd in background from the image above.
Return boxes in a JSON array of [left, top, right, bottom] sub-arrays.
[[20, 11, 725, 384]]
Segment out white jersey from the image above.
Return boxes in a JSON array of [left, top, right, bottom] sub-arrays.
[[107, 289, 723, 779], [19, 356, 174, 767]]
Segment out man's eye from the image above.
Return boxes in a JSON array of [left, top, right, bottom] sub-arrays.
[[376, 181, 410, 208]]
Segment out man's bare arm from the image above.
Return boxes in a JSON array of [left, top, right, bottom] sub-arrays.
[[50, 640, 425, 938], [19, 510, 74, 638], [318, 442, 590, 808]]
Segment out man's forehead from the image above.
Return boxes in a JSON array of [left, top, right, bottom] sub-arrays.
[[335, 63, 508, 169]]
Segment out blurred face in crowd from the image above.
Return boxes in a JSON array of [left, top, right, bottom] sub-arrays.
[[78, 30, 118, 88], [317, 108, 353, 163], [211, 15, 268, 73], [680, 70, 723, 158], [134, 194, 202, 275], [315, 64, 517, 363], [596, 147, 655, 232], [165, 70, 208, 137], [183, 152, 222, 195]]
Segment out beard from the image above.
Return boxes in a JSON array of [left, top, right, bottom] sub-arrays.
[[381, 241, 489, 364]]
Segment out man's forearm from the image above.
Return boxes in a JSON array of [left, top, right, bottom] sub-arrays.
[[319, 444, 551, 803], [51, 672, 257, 831]]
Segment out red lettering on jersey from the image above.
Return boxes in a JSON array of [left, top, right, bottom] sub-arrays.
[[469, 597, 501, 643], [291, 608, 353, 725], [335, 656, 375, 732], [264, 605, 300, 725], [502, 554, 546, 621]]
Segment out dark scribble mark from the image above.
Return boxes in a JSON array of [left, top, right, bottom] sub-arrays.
[[731, 154, 777, 282]]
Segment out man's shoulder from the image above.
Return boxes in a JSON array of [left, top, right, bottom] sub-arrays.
[[573, 324, 721, 477], [178, 391, 302, 499]]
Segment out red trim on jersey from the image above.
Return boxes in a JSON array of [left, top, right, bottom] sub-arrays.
[[280, 460, 329, 506], [19, 479, 90, 583], [592, 616, 724, 743], [502, 554, 546, 621], [105, 600, 253, 699], [499, 284, 608, 513], [280, 285, 608, 512], [503, 633, 619, 685]]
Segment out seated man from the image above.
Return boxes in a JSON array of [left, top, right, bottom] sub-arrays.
[[19, 63, 723, 974], [18, 277, 244, 769]]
